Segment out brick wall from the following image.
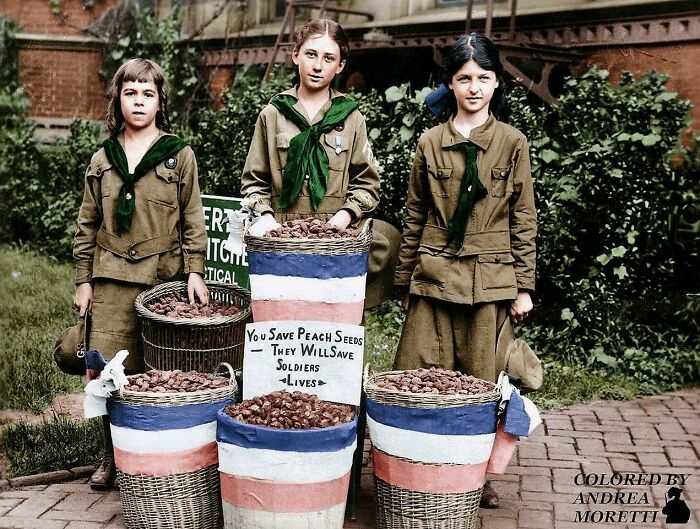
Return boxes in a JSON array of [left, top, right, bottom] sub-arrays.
[[2, 0, 117, 36], [582, 42, 700, 134], [1, 0, 117, 121]]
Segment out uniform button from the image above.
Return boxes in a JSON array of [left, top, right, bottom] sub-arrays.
[[495, 256, 501, 263], [501, 171, 507, 177], [129, 249, 137, 258], [437, 170, 442, 177]]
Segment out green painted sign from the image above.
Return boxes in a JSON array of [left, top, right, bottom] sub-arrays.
[[201, 194, 249, 288]]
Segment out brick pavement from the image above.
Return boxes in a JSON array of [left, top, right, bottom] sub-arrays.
[[1, 388, 698, 529]]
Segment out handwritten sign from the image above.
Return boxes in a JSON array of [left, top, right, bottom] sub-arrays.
[[201, 194, 249, 288], [243, 321, 365, 406]]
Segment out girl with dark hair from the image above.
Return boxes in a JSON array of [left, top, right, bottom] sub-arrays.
[[73, 58, 208, 489], [393, 33, 537, 508], [241, 18, 381, 241]]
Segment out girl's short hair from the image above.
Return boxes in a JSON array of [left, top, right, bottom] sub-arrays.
[[292, 19, 350, 62], [443, 33, 510, 123], [106, 58, 171, 137]]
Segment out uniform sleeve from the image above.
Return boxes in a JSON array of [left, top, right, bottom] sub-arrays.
[[509, 136, 537, 291], [178, 148, 207, 276], [240, 111, 275, 216], [73, 163, 101, 285], [394, 138, 430, 286], [342, 114, 380, 220]]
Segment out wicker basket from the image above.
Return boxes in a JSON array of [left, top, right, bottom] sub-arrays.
[[364, 367, 501, 529], [112, 364, 237, 529], [135, 281, 251, 372], [243, 218, 373, 255]]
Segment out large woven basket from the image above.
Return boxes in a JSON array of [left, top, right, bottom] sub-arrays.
[[135, 281, 251, 372], [364, 367, 501, 529], [244, 218, 373, 255], [112, 364, 237, 529]]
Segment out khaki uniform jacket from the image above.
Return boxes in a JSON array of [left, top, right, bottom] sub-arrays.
[[394, 115, 536, 305], [240, 87, 380, 223], [73, 131, 207, 286]]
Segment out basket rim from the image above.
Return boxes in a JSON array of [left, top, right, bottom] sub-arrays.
[[113, 363, 238, 405], [135, 280, 251, 326], [364, 368, 501, 406]]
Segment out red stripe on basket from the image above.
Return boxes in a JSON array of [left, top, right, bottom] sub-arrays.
[[251, 300, 364, 324], [486, 423, 517, 475], [114, 442, 218, 477], [219, 471, 350, 512], [372, 448, 487, 494]]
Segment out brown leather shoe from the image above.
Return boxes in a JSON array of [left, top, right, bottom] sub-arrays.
[[480, 480, 499, 508], [89, 456, 116, 490]]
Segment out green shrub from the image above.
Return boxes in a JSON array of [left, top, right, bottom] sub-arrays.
[[2, 417, 102, 477]]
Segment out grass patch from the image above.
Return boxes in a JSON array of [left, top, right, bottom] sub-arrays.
[[0, 245, 82, 412], [530, 359, 640, 410], [2, 416, 103, 478]]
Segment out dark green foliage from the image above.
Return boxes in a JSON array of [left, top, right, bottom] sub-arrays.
[[1, 120, 101, 259], [186, 67, 292, 196], [2, 417, 103, 477]]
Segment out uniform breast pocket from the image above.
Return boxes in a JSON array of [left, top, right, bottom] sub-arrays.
[[276, 132, 292, 168], [490, 165, 513, 198], [427, 165, 455, 198], [323, 133, 350, 171]]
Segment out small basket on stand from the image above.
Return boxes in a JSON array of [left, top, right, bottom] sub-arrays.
[[364, 366, 501, 529], [135, 281, 252, 372], [110, 363, 238, 529]]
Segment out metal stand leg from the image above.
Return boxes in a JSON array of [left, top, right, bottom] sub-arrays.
[[346, 392, 367, 521]]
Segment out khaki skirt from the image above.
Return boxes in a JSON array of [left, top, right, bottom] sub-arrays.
[[89, 279, 147, 373]]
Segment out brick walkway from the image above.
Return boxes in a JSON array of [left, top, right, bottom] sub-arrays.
[[1, 388, 698, 529]]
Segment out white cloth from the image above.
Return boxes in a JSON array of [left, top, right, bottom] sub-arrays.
[[247, 214, 282, 237], [83, 349, 130, 419]]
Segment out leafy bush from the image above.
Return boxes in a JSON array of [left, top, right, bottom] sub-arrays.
[[3, 417, 102, 477]]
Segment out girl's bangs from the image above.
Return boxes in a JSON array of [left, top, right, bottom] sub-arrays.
[[121, 61, 162, 85]]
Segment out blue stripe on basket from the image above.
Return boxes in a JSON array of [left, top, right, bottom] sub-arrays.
[[216, 409, 357, 452], [108, 398, 234, 431], [248, 252, 367, 279], [366, 398, 499, 436]]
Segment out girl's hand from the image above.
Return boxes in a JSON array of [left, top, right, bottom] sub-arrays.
[[73, 283, 93, 317], [328, 209, 353, 230], [248, 212, 281, 237], [509, 291, 533, 324], [188, 273, 209, 305]]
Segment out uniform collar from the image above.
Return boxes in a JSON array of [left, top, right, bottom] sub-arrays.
[[280, 85, 347, 124], [441, 113, 497, 151]]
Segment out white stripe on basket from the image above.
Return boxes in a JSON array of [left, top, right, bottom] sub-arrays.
[[217, 440, 356, 483], [111, 421, 217, 454], [367, 416, 496, 465], [222, 501, 346, 529], [249, 274, 366, 302]]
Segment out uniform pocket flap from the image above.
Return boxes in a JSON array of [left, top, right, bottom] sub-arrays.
[[491, 166, 511, 180], [155, 163, 179, 183], [323, 133, 350, 153], [428, 166, 453, 179], [276, 132, 293, 150], [90, 162, 112, 178], [478, 253, 515, 264]]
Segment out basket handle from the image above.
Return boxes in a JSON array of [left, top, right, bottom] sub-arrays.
[[363, 362, 373, 388], [216, 362, 236, 382]]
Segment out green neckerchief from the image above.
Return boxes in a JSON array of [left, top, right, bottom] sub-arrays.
[[271, 94, 358, 210], [446, 142, 487, 249], [103, 135, 188, 233]]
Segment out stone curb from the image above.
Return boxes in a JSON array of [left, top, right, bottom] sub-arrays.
[[0, 464, 97, 491]]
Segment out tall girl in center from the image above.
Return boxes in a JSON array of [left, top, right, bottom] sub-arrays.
[[241, 19, 380, 232]]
